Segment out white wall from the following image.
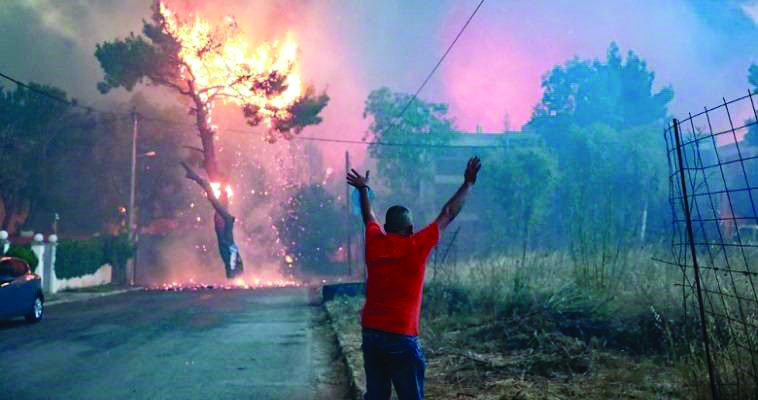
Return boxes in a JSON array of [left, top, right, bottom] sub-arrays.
[[52, 264, 112, 293]]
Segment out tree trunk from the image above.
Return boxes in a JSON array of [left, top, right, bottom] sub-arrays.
[[191, 93, 221, 181]]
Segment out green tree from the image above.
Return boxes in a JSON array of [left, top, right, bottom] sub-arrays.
[[481, 147, 557, 259], [526, 43, 672, 246], [90, 94, 193, 234], [529, 42, 672, 148], [364, 87, 455, 207], [745, 64, 758, 146], [0, 83, 97, 233], [275, 184, 344, 277], [748, 64, 758, 91]]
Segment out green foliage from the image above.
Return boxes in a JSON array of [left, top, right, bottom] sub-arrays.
[[364, 87, 456, 205], [268, 87, 330, 136], [481, 147, 557, 251], [55, 238, 106, 279], [117, 95, 191, 228], [745, 65, 758, 146], [102, 234, 135, 273], [55, 234, 133, 279], [95, 33, 166, 94], [525, 43, 671, 251], [3, 245, 39, 270], [0, 83, 97, 232], [329, 253, 684, 398], [561, 123, 667, 290], [275, 184, 344, 276], [745, 123, 758, 147], [529, 42, 673, 146], [423, 253, 683, 356], [748, 63, 758, 91]]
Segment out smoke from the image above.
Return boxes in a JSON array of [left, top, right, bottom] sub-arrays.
[[4, 0, 758, 282], [438, 0, 758, 131], [5, 1, 758, 144]]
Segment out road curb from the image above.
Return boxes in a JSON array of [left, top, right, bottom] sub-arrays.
[[324, 300, 365, 400], [46, 288, 143, 306]]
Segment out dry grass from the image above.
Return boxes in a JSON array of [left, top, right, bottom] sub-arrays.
[[326, 256, 685, 399], [328, 238, 758, 398]]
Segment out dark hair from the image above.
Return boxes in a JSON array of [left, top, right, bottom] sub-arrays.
[[385, 205, 413, 235]]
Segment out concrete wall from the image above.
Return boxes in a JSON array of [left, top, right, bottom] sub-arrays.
[[52, 264, 112, 293]]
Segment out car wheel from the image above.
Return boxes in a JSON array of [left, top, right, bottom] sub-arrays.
[[25, 295, 43, 323]]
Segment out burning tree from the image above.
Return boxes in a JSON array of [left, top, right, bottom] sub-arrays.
[[95, 1, 328, 278]]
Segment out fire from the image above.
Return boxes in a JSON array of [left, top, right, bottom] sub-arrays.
[[158, 1, 302, 128], [209, 182, 234, 199], [150, 276, 302, 291]]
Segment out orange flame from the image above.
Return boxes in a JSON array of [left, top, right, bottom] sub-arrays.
[[158, 2, 302, 128], [209, 182, 234, 199]]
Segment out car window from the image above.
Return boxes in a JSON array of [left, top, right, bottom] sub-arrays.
[[0, 258, 30, 278]]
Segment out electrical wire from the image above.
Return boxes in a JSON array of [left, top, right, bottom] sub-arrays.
[[394, 0, 486, 121], [0, 71, 126, 117]]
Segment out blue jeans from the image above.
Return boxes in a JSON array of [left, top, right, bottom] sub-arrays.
[[361, 329, 426, 400]]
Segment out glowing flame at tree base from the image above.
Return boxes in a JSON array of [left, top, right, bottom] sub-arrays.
[[148, 276, 340, 291], [151, 279, 302, 291]]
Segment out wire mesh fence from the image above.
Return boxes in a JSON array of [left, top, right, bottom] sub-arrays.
[[664, 91, 758, 399]]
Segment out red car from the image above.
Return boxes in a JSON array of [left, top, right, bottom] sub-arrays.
[[0, 256, 44, 323]]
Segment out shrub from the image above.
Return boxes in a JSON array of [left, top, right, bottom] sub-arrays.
[[54, 234, 134, 280], [4, 245, 39, 270], [102, 233, 134, 273], [55, 237, 106, 279]]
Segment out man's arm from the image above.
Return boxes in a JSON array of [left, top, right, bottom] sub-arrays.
[[346, 169, 378, 225], [434, 156, 481, 231], [180, 161, 234, 222]]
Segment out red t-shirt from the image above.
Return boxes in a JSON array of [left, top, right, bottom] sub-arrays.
[[360, 221, 440, 336]]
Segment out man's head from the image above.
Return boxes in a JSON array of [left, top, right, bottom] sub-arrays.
[[385, 205, 413, 235]]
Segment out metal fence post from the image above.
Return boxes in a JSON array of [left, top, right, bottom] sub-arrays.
[[672, 118, 719, 399]]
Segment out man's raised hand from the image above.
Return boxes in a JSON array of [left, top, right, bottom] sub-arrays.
[[347, 169, 370, 189], [464, 156, 482, 184]]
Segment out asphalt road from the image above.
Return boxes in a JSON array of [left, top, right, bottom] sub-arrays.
[[0, 288, 351, 400]]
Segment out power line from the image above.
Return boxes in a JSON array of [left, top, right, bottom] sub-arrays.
[[0, 70, 509, 149], [139, 115, 512, 148], [0, 71, 125, 117], [283, 135, 507, 148], [392, 0, 486, 123]]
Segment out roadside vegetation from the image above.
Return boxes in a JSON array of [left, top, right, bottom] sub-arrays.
[[328, 247, 693, 399], [321, 43, 758, 399]]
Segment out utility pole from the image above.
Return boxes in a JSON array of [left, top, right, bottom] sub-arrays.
[[128, 108, 139, 286], [345, 151, 352, 276]]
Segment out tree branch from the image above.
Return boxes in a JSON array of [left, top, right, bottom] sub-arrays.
[[147, 73, 191, 96], [179, 161, 234, 222]]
